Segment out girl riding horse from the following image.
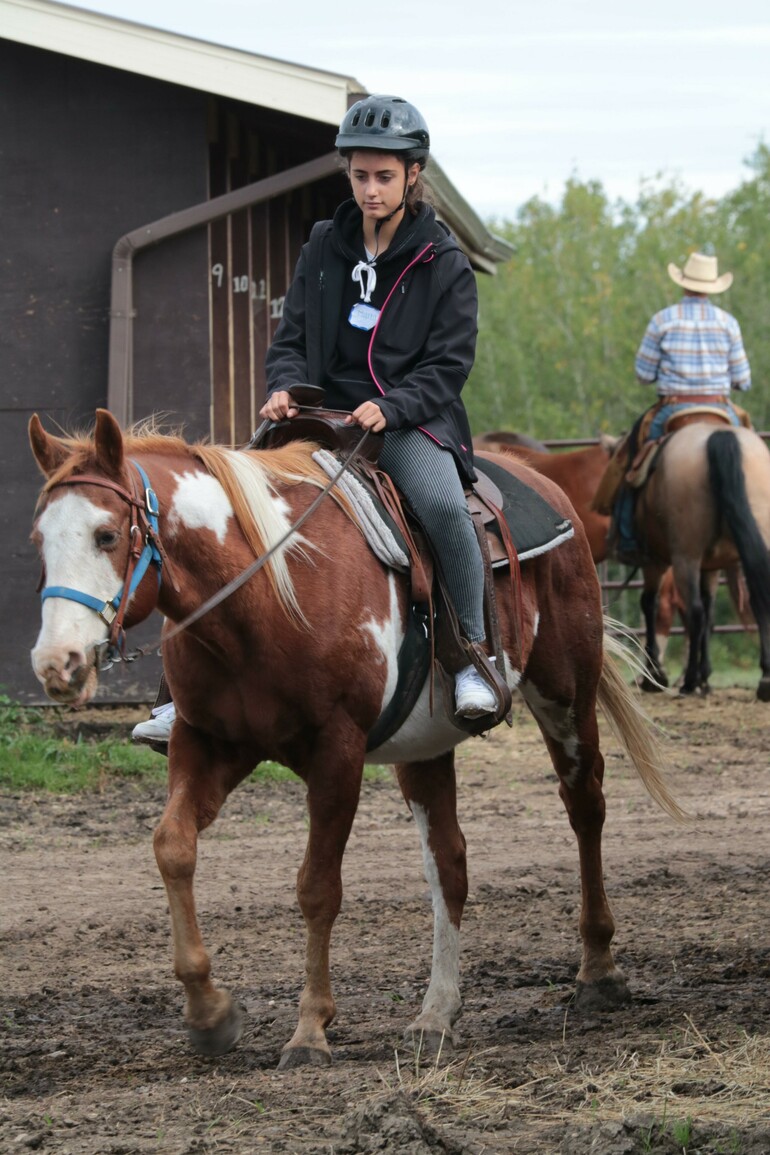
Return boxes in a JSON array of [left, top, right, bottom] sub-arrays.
[[135, 95, 500, 746]]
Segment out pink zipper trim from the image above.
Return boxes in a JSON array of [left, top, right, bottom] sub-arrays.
[[367, 242, 435, 400]]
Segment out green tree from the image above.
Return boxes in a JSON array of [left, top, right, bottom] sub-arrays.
[[470, 149, 768, 438]]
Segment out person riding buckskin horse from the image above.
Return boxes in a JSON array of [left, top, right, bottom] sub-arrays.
[[133, 95, 499, 746], [594, 251, 753, 562]]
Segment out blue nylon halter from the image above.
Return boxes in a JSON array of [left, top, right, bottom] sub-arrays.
[[40, 460, 162, 627]]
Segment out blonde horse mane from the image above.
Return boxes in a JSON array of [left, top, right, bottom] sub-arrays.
[[43, 427, 356, 624]]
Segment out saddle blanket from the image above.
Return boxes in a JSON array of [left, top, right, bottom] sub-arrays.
[[476, 456, 574, 561], [312, 450, 573, 567]]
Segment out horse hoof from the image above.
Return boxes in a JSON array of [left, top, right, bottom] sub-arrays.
[[756, 678, 770, 703], [403, 1026, 455, 1061], [278, 1044, 332, 1070], [575, 973, 632, 1012], [640, 674, 666, 693], [188, 1001, 244, 1056]]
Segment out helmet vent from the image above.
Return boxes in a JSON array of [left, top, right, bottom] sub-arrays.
[[364, 109, 376, 127], [351, 111, 361, 127], [381, 111, 391, 127]]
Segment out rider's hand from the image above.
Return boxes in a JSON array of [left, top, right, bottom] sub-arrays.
[[259, 391, 300, 421], [345, 401, 387, 433]]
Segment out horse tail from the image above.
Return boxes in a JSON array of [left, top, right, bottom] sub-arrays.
[[706, 430, 770, 623], [599, 631, 688, 822]]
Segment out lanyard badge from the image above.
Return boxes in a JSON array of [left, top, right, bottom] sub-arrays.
[[350, 259, 380, 331]]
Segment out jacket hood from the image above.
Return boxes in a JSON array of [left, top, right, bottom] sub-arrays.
[[330, 198, 456, 266]]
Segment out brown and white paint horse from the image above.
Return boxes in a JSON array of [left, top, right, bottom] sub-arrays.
[[29, 409, 681, 1068]]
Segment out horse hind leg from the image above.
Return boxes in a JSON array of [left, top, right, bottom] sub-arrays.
[[519, 679, 631, 1011], [395, 752, 467, 1057]]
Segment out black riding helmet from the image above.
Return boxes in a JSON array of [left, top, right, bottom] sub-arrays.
[[335, 96, 430, 162]]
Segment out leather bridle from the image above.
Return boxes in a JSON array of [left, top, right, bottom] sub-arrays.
[[39, 461, 167, 663]]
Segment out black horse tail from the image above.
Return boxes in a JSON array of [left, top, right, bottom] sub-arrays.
[[707, 430, 770, 623]]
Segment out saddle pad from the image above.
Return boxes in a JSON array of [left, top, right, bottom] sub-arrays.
[[312, 449, 573, 567], [475, 458, 574, 561], [311, 450, 409, 569]]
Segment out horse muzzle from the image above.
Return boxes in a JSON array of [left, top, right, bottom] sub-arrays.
[[31, 645, 99, 707]]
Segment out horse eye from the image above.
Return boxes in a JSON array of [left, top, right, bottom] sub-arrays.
[[96, 529, 119, 550]]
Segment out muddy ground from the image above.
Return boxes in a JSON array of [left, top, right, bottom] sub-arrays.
[[2, 688, 769, 1154]]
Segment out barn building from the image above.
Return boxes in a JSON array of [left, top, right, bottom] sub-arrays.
[[1, 0, 511, 703]]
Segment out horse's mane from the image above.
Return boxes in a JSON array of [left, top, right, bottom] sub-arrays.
[[43, 428, 356, 623]]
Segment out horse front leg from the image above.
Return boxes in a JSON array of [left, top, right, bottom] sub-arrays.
[[153, 722, 254, 1056], [676, 561, 706, 695], [521, 682, 630, 1010], [279, 723, 365, 1070], [696, 569, 720, 692], [395, 753, 467, 1056], [640, 565, 668, 691]]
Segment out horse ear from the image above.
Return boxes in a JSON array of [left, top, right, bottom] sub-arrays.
[[28, 414, 69, 477], [93, 408, 125, 477], [599, 432, 621, 453]]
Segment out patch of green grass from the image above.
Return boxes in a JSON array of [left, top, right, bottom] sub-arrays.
[[0, 730, 167, 793], [0, 696, 392, 794], [670, 1115, 694, 1149]]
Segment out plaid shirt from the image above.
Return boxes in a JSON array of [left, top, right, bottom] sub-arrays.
[[635, 296, 751, 395]]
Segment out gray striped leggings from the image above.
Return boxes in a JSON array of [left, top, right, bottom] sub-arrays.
[[379, 428, 486, 643]]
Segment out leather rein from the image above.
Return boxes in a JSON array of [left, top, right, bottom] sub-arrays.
[[39, 429, 371, 670]]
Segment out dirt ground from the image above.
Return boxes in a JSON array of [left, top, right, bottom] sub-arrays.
[[2, 688, 769, 1154]]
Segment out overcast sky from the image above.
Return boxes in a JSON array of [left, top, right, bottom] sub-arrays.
[[74, 0, 770, 221]]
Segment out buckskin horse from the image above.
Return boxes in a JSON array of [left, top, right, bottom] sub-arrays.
[[473, 430, 754, 677], [632, 422, 770, 700], [29, 409, 681, 1068]]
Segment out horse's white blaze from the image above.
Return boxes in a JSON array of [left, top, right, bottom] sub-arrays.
[[362, 572, 402, 711], [168, 470, 233, 543], [410, 802, 461, 1023], [519, 679, 581, 787], [32, 493, 120, 674]]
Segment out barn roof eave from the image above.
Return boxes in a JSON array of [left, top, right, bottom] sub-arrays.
[[3, 0, 510, 272], [1, 0, 366, 124], [425, 160, 514, 274]]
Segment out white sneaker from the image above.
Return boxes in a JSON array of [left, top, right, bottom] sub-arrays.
[[454, 665, 497, 718], [131, 701, 176, 744]]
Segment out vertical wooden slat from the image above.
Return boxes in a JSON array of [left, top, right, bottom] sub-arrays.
[[251, 198, 270, 414], [209, 104, 232, 444], [267, 196, 289, 348]]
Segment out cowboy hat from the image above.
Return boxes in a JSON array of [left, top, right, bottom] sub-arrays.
[[668, 252, 733, 294]]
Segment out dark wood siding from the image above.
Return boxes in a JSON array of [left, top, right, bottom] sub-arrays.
[[206, 101, 349, 445], [1, 39, 208, 702], [1, 42, 350, 703]]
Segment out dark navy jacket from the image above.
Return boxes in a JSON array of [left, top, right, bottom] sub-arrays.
[[264, 199, 479, 481]]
